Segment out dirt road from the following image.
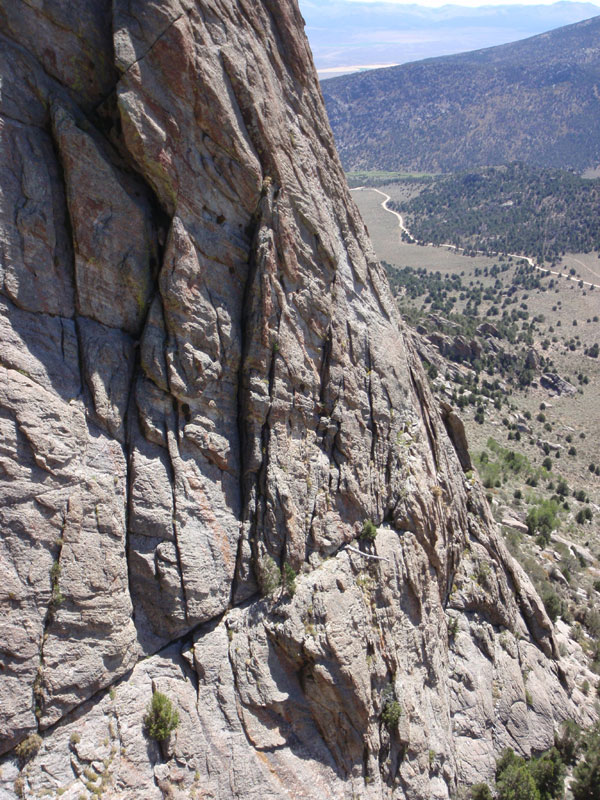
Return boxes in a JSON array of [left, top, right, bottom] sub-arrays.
[[351, 186, 600, 289]]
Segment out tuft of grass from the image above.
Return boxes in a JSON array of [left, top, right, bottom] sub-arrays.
[[15, 734, 42, 762]]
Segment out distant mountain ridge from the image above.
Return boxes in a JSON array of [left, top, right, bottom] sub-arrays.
[[301, 1, 600, 74], [322, 15, 600, 173]]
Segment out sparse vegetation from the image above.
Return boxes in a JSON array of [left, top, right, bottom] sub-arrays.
[[50, 559, 64, 608], [258, 554, 281, 596], [495, 746, 565, 800], [448, 616, 459, 638], [143, 692, 179, 742], [15, 734, 42, 762], [360, 520, 378, 541], [526, 499, 560, 545], [466, 721, 600, 799], [380, 684, 402, 730], [572, 722, 600, 800], [381, 699, 402, 730], [541, 590, 561, 623], [281, 562, 297, 597], [354, 164, 600, 708], [257, 554, 297, 598], [470, 784, 493, 800]]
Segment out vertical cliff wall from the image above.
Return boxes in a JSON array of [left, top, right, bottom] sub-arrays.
[[0, 2, 589, 798]]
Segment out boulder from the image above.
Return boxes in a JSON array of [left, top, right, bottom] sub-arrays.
[[540, 373, 576, 395]]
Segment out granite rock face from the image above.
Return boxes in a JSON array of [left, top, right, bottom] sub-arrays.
[[0, 2, 591, 798]]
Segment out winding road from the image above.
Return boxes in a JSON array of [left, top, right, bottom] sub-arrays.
[[353, 186, 415, 241], [352, 186, 600, 290]]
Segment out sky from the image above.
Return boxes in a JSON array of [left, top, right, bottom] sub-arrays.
[[300, 0, 600, 74], [334, 0, 599, 6]]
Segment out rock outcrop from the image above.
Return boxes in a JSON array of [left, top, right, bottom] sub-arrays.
[[540, 372, 577, 396], [0, 2, 591, 799]]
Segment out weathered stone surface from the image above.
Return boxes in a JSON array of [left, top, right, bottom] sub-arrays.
[[428, 332, 481, 364], [0, 0, 594, 797], [0, 363, 138, 744], [540, 372, 577, 395], [440, 400, 472, 472], [0, 116, 74, 317], [501, 516, 529, 535], [525, 348, 541, 371], [0, 0, 116, 111], [476, 322, 501, 339], [52, 104, 158, 335]]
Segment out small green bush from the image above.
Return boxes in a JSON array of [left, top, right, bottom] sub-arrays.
[[13, 776, 25, 799], [49, 559, 64, 608], [555, 720, 581, 766], [529, 747, 565, 800], [572, 750, 600, 800], [526, 499, 559, 542], [258, 554, 281, 596], [470, 784, 493, 800], [576, 507, 593, 524], [381, 699, 402, 730], [360, 520, 378, 541], [15, 733, 42, 762], [542, 591, 561, 623], [281, 562, 296, 597], [497, 763, 541, 800], [495, 745, 569, 800], [572, 723, 600, 800], [143, 692, 179, 742], [475, 561, 491, 588]]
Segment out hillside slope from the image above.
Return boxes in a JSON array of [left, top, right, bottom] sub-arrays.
[[322, 15, 600, 173], [0, 2, 593, 799]]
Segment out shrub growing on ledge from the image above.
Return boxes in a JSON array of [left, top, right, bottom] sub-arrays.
[[381, 699, 402, 730], [144, 691, 179, 742], [258, 554, 281, 595], [470, 784, 493, 800], [360, 520, 378, 541], [281, 562, 297, 597], [15, 733, 42, 762]]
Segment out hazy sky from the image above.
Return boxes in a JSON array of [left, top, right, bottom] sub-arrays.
[[301, 0, 600, 72], [339, 0, 599, 6]]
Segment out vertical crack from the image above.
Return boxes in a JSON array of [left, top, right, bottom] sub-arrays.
[[366, 341, 377, 464], [408, 364, 439, 473], [232, 227, 259, 602], [319, 325, 333, 412], [165, 415, 191, 625], [234, 187, 277, 598], [35, 513, 67, 726]]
